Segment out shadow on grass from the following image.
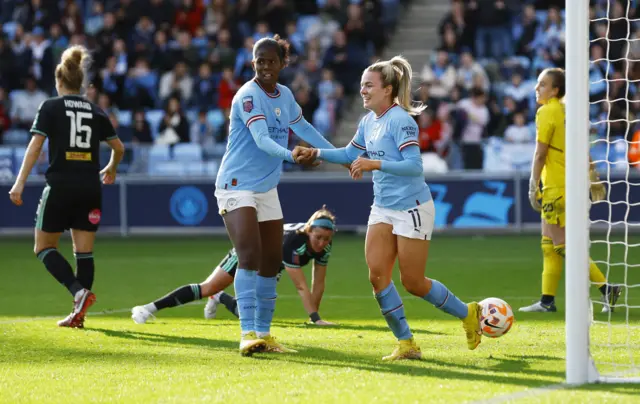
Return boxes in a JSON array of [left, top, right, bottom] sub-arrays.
[[272, 320, 445, 335], [87, 327, 237, 350]]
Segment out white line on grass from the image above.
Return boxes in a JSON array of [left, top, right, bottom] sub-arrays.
[[467, 383, 567, 404]]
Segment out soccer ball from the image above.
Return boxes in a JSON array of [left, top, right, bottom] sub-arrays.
[[479, 297, 514, 338]]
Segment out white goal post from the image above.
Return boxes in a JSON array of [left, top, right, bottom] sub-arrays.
[[565, 0, 640, 385]]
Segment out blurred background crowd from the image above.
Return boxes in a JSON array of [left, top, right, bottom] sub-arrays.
[[0, 0, 637, 177]]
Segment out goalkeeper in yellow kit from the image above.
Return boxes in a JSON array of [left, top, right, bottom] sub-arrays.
[[519, 67, 622, 313]]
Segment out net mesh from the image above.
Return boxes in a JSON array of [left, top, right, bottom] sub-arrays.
[[588, 0, 640, 380]]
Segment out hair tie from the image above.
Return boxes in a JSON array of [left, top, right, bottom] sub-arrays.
[[311, 218, 335, 230], [392, 65, 403, 78]]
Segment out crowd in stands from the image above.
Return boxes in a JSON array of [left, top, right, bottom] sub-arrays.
[[0, 0, 406, 176], [417, 0, 640, 172]]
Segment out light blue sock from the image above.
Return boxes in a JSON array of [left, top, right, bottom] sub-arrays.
[[255, 275, 278, 334], [234, 269, 257, 333], [423, 279, 468, 319], [375, 282, 412, 340]]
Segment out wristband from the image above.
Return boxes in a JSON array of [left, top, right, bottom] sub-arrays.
[[316, 149, 321, 159], [309, 312, 321, 323]]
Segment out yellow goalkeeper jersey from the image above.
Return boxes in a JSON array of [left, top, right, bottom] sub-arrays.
[[536, 97, 565, 190]]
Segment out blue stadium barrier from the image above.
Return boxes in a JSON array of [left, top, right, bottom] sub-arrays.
[[1, 172, 639, 236]]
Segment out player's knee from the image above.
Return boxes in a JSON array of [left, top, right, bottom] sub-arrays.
[[400, 274, 427, 297], [236, 248, 261, 270], [199, 281, 215, 298], [368, 268, 390, 290], [261, 255, 282, 276], [34, 243, 56, 256]]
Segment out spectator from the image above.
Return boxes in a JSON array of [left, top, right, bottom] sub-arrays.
[[0, 87, 11, 144], [190, 109, 217, 154], [159, 60, 193, 104], [156, 96, 190, 145], [504, 112, 531, 143], [10, 76, 47, 130], [193, 62, 217, 110], [456, 50, 489, 93], [132, 110, 153, 144], [421, 49, 457, 99], [456, 88, 490, 170], [218, 66, 240, 117]]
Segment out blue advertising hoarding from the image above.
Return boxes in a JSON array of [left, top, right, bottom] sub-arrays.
[[1, 174, 638, 233]]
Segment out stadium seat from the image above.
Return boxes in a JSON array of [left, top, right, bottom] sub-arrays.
[[117, 110, 132, 127], [2, 129, 30, 145], [148, 161, 184, 177], [206, 109, 226, 131], [145, 110, 165, 139], [184, 161, 205, 175], [12, 147, 37, 175], [173, 143, 203, 161], [205, 160, 219, 176], [148, 144, 171, 161]]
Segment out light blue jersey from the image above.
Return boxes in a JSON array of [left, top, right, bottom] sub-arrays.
[[319, 104, 432, 211], [216, 79, 333, 193]]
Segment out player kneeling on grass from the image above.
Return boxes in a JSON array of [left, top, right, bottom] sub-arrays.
[[132, 207, 337, 336]]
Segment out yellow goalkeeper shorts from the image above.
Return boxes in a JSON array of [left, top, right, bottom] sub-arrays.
[[541, 188, 565, 227]]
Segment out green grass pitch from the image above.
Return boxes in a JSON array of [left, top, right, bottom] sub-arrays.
[[1, 234, 639, 403]]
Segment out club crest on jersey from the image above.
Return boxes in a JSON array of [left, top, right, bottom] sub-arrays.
[[275, 108, 281, 116], [242, 96, 254, 113]]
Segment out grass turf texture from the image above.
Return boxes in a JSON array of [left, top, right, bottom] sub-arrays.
[[1, 235, 638, 403]]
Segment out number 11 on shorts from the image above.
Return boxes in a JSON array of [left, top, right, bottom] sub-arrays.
[[408, 208, 421, 229]]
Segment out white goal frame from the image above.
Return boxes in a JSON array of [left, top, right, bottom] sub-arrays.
[[565, 1, 639, 385]]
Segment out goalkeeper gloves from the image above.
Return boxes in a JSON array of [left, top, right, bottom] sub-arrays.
[[590, 168, 606, 201], [528, 176, 542, 212]]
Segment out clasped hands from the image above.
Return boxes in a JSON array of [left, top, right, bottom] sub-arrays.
[[292, 146, 376, 179]]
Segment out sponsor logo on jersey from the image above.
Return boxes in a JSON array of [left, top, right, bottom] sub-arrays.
[[366, 150, 385, 158], [66, 152, 91, 161], [402, 126, 417, 139], [242, 96, 254, 113]]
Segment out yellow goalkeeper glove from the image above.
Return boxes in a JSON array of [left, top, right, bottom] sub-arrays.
[[590, 168, 606, 201]]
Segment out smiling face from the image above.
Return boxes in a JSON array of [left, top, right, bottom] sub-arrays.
[[535, 71, 559, 105], [360, 70, 392, 114], [252, 44, 284, 89]]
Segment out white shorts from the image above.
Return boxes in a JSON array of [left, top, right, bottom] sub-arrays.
[[367, 200, 435, 240], [214, 187, 283, 222]]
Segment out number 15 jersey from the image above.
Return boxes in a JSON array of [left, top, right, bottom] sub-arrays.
[[31, 95, 117, 185]]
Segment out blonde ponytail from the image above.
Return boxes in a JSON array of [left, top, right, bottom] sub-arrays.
[[55, 45, 92, 93], [366, 55, 426, 116]]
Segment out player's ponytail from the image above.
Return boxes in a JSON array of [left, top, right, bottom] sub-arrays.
[[366, 56, 426, 116], [56, 45, 92, 93]]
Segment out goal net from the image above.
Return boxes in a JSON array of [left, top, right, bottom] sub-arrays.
[[567, 0, 640, 384]]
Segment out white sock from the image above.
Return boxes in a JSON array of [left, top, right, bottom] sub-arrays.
[[212, 291, 222, 303], [241, 330, 255, 338], [143, 303, 158, 313], [73, 289, 85, 301], [256, 331, 270, 338]]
